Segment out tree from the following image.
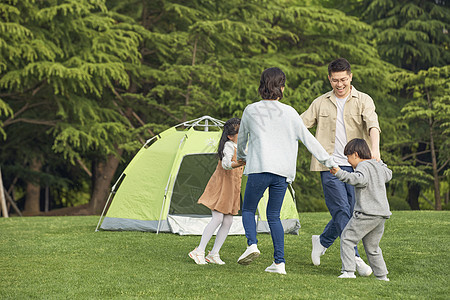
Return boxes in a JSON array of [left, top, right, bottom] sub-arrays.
[[0, 0, 143, 214], [327, 0, 450, 72], [330, 0, 450, 210], [396, 66, 450, 210]]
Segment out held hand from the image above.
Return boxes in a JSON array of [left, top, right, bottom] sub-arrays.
[[330, 167, 340, 175], [371, 150, 381, 162], [234, 160, 246, 168]]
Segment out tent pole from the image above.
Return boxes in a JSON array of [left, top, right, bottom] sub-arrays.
[[157, 175, 172, 234], [95, 191, 114, 232], [94, 173, 125, 232]]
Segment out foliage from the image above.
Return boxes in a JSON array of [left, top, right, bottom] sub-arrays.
[[1, 212, 449, 298], [328, 0, 450, 71], [0, 0, 448, 212], [0, 0, 143, 209]]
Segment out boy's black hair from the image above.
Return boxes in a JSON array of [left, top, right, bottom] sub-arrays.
[[258, 67, 286, 100], [217, 118, 240, 160], [344, 138, 372, 159], [328, 58, 351, 75]]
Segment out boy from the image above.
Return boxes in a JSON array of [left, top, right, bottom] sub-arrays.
[[330, 138, 392, 281]]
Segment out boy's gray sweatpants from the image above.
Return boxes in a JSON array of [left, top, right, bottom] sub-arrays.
[[340, 211, 388, 277]]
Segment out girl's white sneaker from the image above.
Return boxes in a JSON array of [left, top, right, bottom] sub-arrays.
[[205, 252, 225, 265], [265, 262, 286, 275], [188, 248, 207, 265]]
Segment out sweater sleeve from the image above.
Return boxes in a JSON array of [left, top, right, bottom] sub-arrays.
[[379, 160, 393, 183], [237, 108, 249, 161], [221, 141, 235, 170], [296, 115, 337, 169], [335, 168, 369, 187]]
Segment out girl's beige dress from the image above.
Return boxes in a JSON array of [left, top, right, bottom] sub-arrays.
[[197, 148, 244, 215]]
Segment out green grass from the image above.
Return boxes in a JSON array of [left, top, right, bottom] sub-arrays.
[[1, 211, 449, 299]]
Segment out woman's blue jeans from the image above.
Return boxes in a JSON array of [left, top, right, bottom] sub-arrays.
[[242, 172, 288, 264]]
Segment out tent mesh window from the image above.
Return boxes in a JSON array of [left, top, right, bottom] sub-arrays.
[[169, 154, 218, 215]]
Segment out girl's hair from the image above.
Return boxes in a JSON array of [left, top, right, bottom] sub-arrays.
[[258, 67, 286, 100], [217, 118, 241, 160], [328, 58, 351, 75], [344, 138, 372, 159]]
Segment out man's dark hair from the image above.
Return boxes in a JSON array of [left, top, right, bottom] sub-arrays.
[[328, 58, 351, 75], [344, 138, 372, 159], [258, 67, 286, 100]]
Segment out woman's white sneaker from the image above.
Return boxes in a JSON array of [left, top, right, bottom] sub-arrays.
[[237, 244, 260, 265], [265, 262, 286, 275]]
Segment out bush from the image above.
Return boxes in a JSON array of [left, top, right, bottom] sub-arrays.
[[388, 194, 411, 210]]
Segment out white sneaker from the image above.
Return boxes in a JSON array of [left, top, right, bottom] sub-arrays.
[[265, 262, 286, 275], [355, 256, 372, 276], [311, 235, 327, 266], [376, 275, 390, 282], [237, 244, 260, 265], [205, 252, 225, 265], [338, 271, 356, 279], [188, 248, 207, 265]]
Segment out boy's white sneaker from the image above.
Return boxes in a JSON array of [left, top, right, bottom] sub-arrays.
[[265, 262, 286, 275], [237, 244, 260, 265], [376, 275, 390, 281], [311, 235, 327, 266], [355, 256, 372, 276], [188, 248, 207, 265], [205, 252, 225, 265], [338, 271, 356, 279]]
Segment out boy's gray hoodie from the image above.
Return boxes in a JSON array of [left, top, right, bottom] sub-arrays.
[[335, 159, 392, 217]]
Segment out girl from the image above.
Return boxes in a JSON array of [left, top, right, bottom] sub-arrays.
[[236, 67, 337, 274], [188, 118, 245, 265]]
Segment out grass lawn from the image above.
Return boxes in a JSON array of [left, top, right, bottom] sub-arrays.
[[1, 211, 449, 299]]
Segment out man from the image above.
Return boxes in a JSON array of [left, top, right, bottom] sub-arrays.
[[301, 58, 380, 276]]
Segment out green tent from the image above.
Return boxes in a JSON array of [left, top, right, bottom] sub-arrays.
[[96, 116, 300, 235]]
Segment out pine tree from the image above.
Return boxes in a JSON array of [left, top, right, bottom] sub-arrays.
[[0, 0, 143, 213], [328, 0, 450, 71], [395, 66, 450, 210]]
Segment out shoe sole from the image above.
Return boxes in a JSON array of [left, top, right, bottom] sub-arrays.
[[237, 252, 260, 265], [265, 269, 286, 275], [205, 257, 225, 265]]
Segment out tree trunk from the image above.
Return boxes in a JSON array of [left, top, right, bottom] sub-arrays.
[[183, 37, 198, 122], [23, 158, 43, 214], [0, 167, 9, 217], [426, 89, 441, 210], [89, 148, 124, 214], [406, 182, 420, 210]]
